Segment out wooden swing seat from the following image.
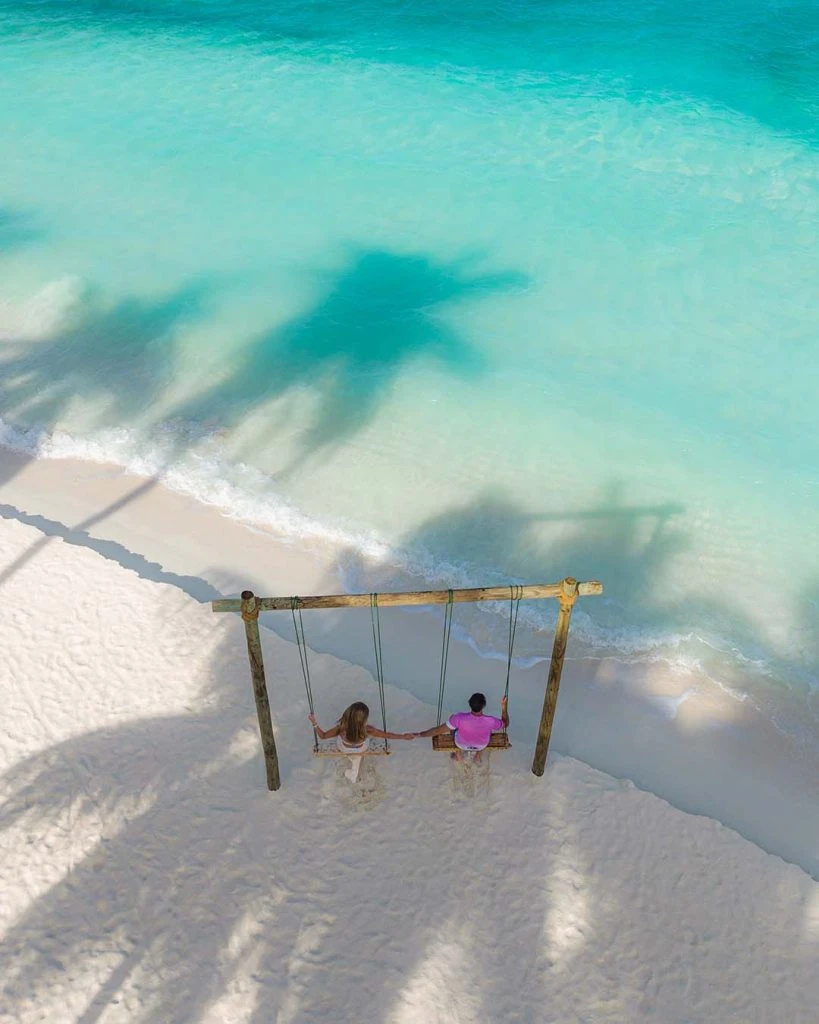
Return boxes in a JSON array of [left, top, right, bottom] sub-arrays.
[[312, 739, 390, 758], [431, 732, 511, 752]]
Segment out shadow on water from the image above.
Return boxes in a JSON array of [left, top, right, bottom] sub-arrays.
[[173, 248, 526, 474], [400, 480, 687, 618], [0, 208, 42, 253], [0, 279, 212, 432], [0, 277, 219, 497], [1, 244, 525, 487], [295, 479, 819, 739], [319, 480, 691, 668], [295, 480, 691, 719], [400, 482, 818, 686]]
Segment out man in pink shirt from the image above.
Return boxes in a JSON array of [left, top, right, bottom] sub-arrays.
[[418, 692, 509, 763]]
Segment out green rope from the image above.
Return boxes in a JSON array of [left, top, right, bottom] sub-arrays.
[[370, 593, 389, 753], [436, 589, 454, 727], [291, 597, 318, 751], [502, 585, 523, 735]]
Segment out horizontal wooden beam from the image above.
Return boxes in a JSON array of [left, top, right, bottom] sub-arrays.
[[212, 579, 602, 614]]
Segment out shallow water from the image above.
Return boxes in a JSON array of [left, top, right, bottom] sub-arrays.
[[1, 0, 818, 700]]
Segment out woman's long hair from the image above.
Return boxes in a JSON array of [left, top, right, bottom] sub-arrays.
[[338, 702, 369, 744]]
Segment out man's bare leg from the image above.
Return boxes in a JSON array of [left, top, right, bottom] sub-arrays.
[[450, 750, 464, 762]]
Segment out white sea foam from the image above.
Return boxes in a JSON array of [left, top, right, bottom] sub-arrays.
[[0, 417, 806, 713]]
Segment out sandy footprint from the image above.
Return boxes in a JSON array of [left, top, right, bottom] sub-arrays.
[[448, 754, 492, 800], [329, 757, 386, 811]]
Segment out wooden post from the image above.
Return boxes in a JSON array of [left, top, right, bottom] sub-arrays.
[[240, 590, 281, 791], [531, 577, 578, 777]]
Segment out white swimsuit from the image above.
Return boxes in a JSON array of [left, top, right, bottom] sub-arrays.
[[336, 734, 369, 781], [336, 735, 370, 754]]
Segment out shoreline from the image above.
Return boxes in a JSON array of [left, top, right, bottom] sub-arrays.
[[1, 443, 817, 877]]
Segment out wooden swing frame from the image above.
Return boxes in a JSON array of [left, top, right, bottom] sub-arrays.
[[212, 577, 602, 791]]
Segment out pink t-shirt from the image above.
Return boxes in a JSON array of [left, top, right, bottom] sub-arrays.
[[447, 711, 505, 749]]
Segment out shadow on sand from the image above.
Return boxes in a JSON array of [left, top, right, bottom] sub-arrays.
[[0, 482, 817, 1021]]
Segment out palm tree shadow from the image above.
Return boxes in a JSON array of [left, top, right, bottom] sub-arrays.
[[0, 278, 218, 498], [1, 496, 816, 1022], [392, 480, 689, 629], [0, 630, 279, 1024], [396, 480, 818, 681], [0, 208, 43, 253], [0, 614, 558, 1024], [796, 580, 819, 685], [174, 248, 527, 475], [0, 279, 212, 431], [253, 480, 690, 699]]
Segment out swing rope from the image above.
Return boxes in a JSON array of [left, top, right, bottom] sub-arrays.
[[370, 593, 390, 754], [503, 585, 523, 735], [436, 590, 455, 727], [435, 586, 521, 733], [294, 585, 520, 755], [291, 597, 319, 752]]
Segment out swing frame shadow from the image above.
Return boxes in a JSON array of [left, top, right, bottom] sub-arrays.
[[212, 578, 603, 791]]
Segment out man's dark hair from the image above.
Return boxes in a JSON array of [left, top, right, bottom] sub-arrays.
[[468, 692, 487, 712]]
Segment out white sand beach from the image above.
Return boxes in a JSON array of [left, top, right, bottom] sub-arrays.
[[1, 447, 818, 1023]]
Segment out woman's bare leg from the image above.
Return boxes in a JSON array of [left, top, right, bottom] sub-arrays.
[[344, 755, 363, 782]]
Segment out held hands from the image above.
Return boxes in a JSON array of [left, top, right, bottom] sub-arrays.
[[500, 696, 508, 709], [306, 715, 419, 739]]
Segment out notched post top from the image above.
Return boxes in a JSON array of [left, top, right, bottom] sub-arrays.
[[559, 576, 579, 609], [241, 590, 260, 622]]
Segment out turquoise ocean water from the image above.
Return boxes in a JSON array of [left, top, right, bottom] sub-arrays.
[[1, 0, 818, 718]]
